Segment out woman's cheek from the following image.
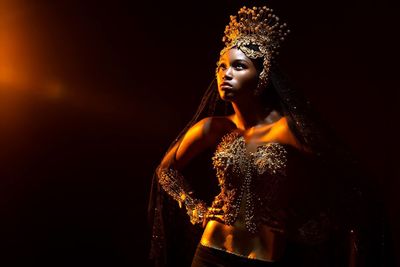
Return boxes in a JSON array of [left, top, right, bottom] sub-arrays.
[[239, 74, 258, 92]]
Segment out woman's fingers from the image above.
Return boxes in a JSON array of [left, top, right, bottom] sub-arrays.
[[202, 217, 208, 228], [202, 207, 224, 227], [202, 214, 223, 228], [205, 213, 224, 223], [207, 207, 223, 214]]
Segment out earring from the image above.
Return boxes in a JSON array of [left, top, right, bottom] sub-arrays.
[[254, 64, 270, 96], [254, 79, 268, 96]]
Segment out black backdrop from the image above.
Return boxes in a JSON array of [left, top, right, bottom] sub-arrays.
[[0, 0, 397, 266]]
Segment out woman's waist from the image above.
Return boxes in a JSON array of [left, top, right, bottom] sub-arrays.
[[200, 219, 287, 262]]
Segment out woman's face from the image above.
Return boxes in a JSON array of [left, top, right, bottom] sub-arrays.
[[216, 48, 259, 102]]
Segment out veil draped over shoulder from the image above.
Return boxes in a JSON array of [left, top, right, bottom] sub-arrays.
[[147, 64, 384, 267]]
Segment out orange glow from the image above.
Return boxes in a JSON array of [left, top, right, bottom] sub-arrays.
[[0, 0, 65, 140], [0, 0, 64, 97], [0, 0, 30, 88], [0, 0, 133, 124]]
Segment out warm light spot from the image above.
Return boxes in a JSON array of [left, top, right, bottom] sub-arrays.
[[248, 251, 257, 259], [43, 80, 65, 99], [0, 1, 32, 89]]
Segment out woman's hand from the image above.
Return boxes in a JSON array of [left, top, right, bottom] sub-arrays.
[[202, 207, 224, 228]]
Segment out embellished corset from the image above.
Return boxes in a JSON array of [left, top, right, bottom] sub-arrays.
[[210, 130, 331, 242]]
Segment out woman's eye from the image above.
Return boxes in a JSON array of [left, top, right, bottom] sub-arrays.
[[218, 64, 227, 70], [234, 63, 246, 70]]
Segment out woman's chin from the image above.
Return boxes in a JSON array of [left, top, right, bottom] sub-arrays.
[[220, 92, 236, 102]]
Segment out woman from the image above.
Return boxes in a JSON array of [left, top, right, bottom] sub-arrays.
[[148, 6, 379, 267]]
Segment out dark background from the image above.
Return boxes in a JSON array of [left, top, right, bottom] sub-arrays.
[[0, 0, 397, 266]]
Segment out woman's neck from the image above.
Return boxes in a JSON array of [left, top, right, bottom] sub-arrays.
[[231, 98, 281, 131]]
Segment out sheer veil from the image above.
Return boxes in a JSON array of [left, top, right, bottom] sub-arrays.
[[147, 63, 385, 266]]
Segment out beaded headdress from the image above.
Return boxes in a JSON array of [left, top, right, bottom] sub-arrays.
[[219, 6, 290, 94]]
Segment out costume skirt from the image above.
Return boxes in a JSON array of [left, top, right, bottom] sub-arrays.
[[191, 243, 282, 267]]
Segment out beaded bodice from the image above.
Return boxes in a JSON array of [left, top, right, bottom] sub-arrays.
[[211, 130, 290, 233], [210, 129, 330, 240]]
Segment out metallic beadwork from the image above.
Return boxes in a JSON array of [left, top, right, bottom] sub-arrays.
[[211, 131, 288, 233], [157, 167, 207, 225]]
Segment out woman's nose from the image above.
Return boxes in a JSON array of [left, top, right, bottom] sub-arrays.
[[223, 67, 233, 80]]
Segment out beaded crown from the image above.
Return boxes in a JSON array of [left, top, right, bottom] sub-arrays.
[[219, 6, 290, 92]]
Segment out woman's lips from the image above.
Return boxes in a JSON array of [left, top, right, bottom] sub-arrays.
[[220, 83, 233, 90], [221, 85, 233, 90]]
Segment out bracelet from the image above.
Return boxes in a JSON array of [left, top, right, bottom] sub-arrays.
[[157, 166, 208, 225]]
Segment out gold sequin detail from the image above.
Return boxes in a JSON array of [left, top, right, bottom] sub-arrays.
[[211, 131, 288, 233], [157, 167, 208, 225]]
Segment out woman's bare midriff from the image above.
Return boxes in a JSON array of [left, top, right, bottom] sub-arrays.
[[200, 197, 287, 263], [200, 220, 287, 262]]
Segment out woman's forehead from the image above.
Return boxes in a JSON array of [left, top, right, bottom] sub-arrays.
[[219, 48, 251, 62]]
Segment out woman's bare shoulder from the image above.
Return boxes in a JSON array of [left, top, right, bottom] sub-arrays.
[[276, 116, 312, 153], [199, 115, 237, 136], [173, 116, 236, 168], [176, 116, 235, 147]]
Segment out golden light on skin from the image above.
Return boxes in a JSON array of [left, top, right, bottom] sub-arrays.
[[223, 234, 234, 252]]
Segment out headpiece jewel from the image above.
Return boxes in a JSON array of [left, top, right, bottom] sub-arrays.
[[219, 6, 290, 94]]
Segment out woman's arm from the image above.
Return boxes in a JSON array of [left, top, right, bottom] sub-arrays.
[[156, 116, 234, 225]]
